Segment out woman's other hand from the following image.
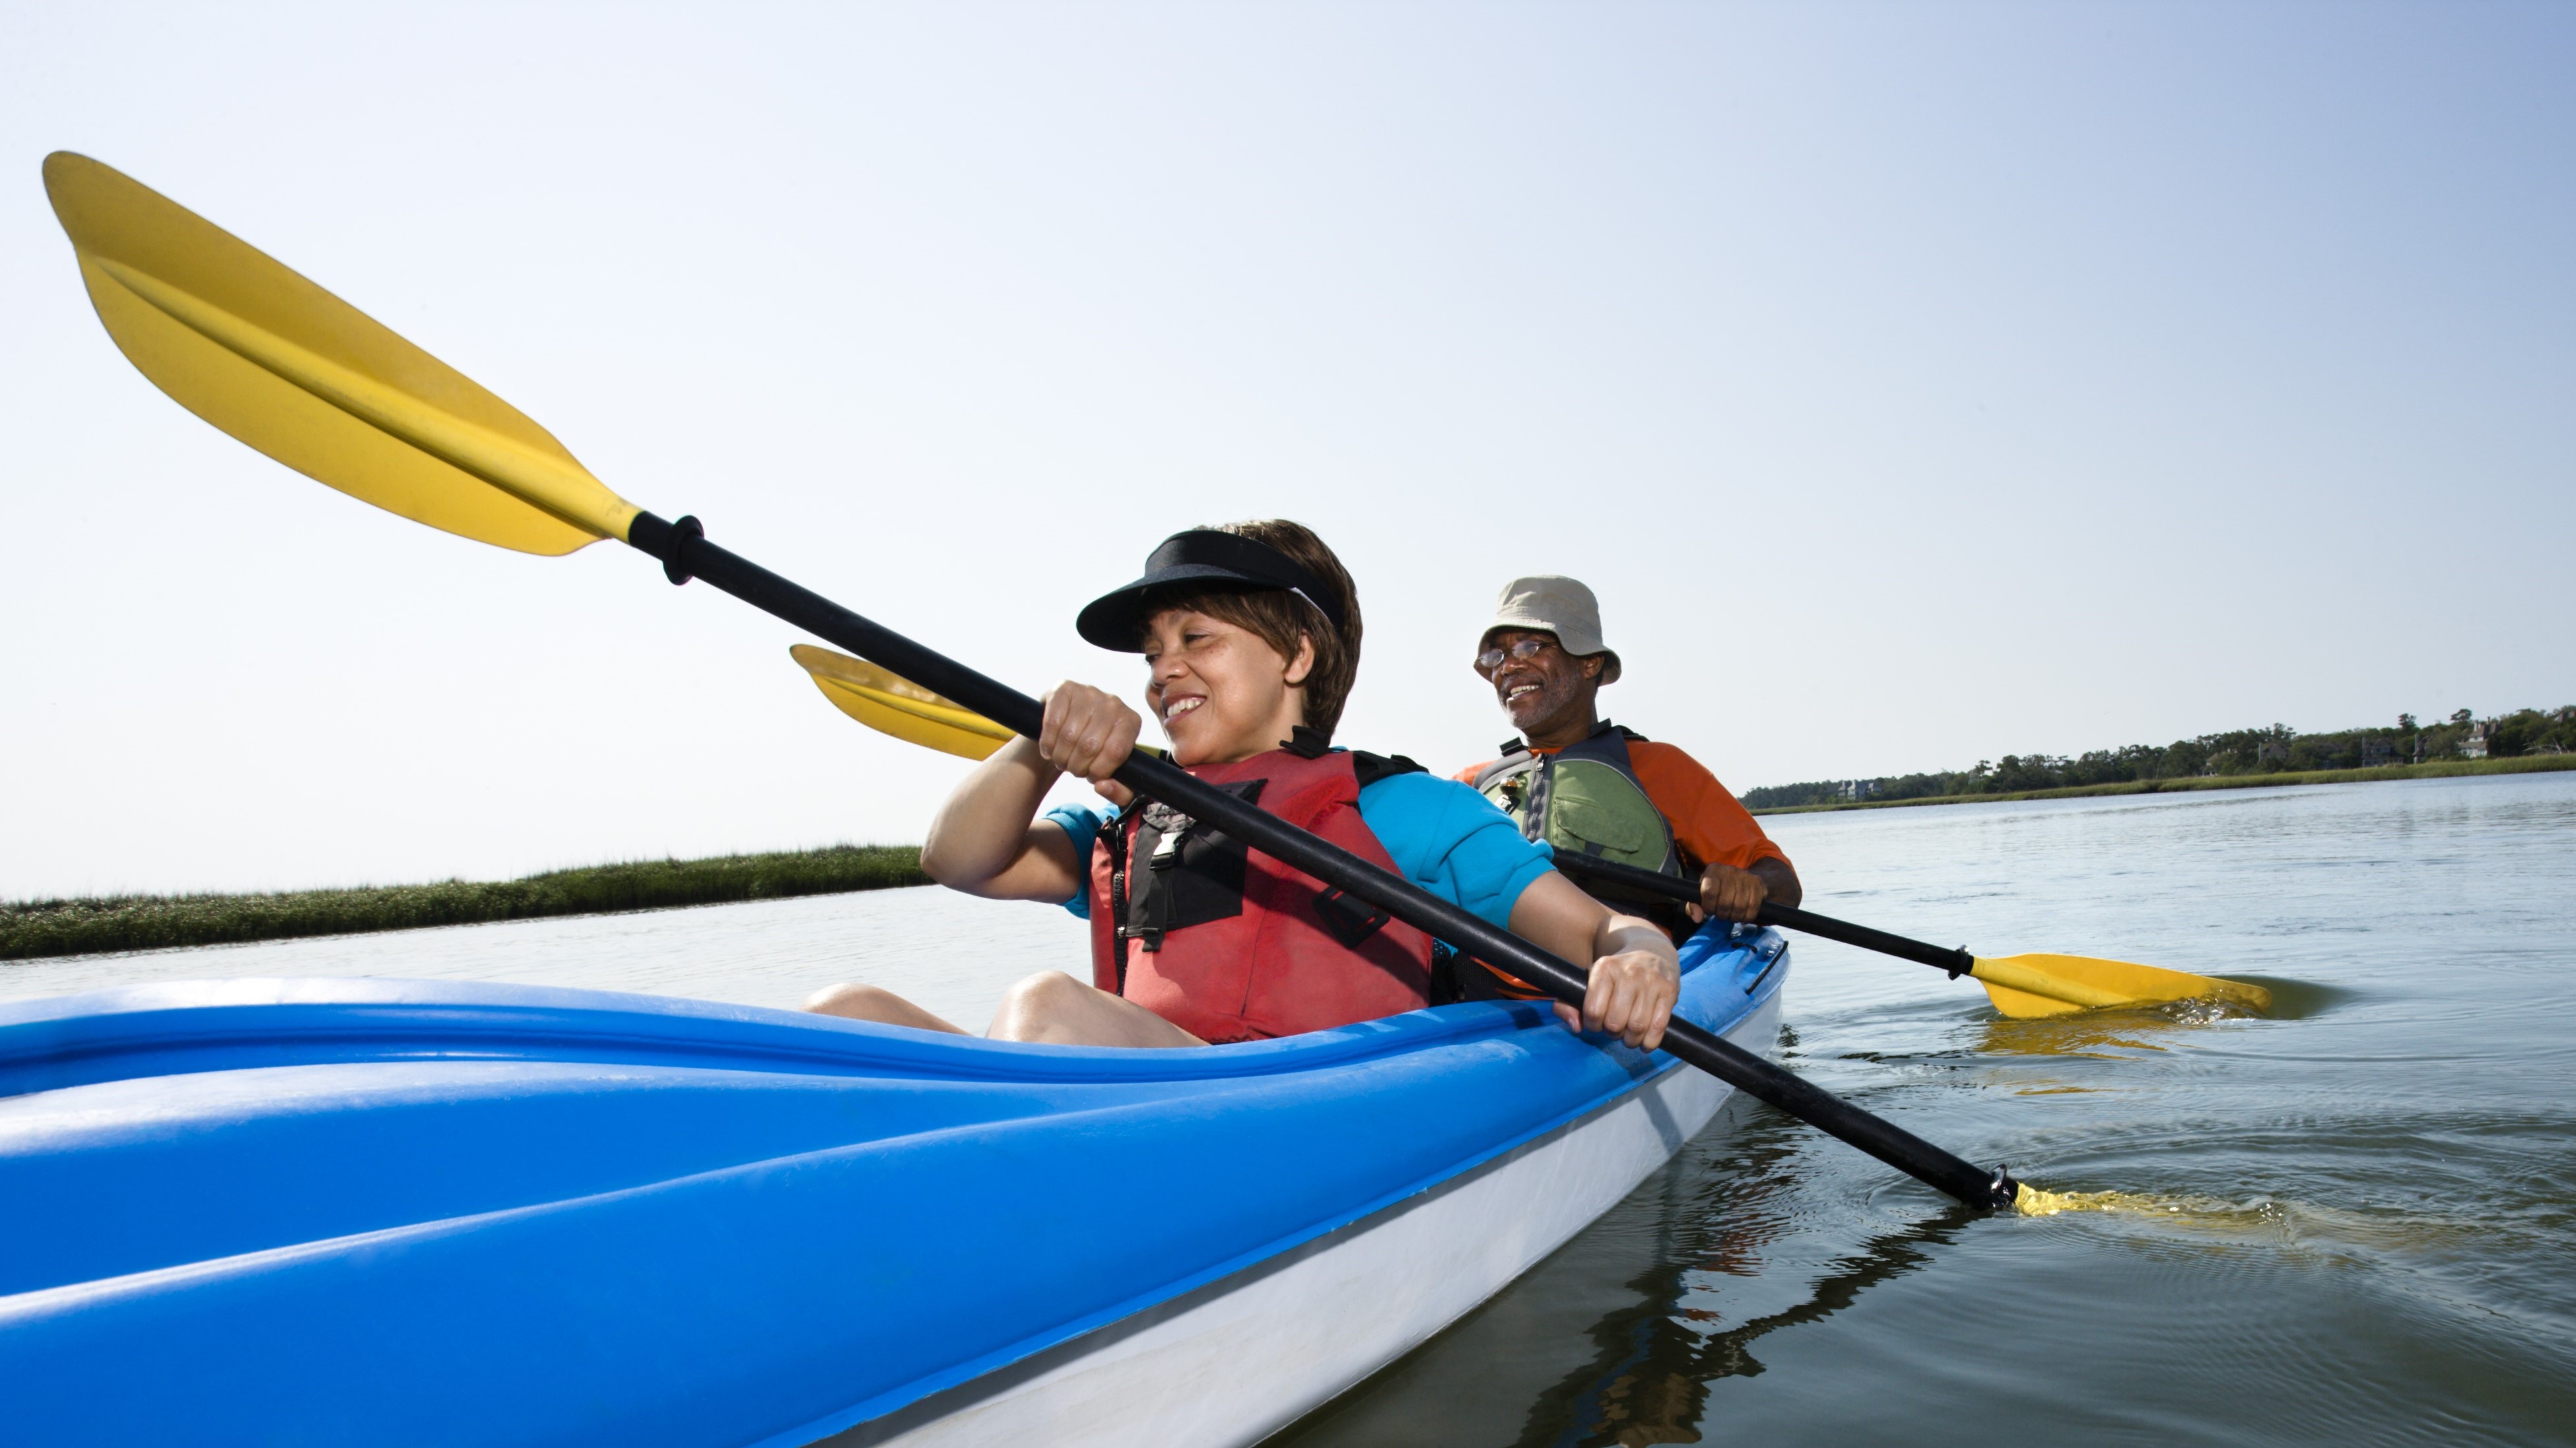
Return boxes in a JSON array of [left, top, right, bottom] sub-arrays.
[[1508, 872, 1684, 1052], [1551, 946, 1679, 1051]]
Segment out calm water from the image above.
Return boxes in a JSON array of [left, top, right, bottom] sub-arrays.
[[1281, 772, 2576, 1447], [7, 773, 2572, 1445]]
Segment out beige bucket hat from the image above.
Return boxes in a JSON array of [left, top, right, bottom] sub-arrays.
[[1483, 575, 1620, 685]]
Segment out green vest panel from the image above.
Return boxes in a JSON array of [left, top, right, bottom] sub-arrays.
[[1473, 721, 1681, 878]]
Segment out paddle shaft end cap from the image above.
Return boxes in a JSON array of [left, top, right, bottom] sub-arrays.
[[1990, 1166, 2024, 1212]]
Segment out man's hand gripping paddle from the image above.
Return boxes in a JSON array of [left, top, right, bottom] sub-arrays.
[[42, 152, 2033, 1212]]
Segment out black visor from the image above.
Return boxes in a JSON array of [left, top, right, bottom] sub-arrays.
[[1075, 529, 1345, 651]]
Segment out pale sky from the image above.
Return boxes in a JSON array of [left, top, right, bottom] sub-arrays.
[[3, 2, 2568, 900]]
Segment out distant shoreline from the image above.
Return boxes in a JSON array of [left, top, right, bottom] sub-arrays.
[[1747, 753, 2576, 816], [1, 845, 927, 964], [12, 756, 2567, 962]]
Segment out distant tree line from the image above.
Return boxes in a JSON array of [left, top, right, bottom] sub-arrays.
[[1742, 706, 2576, 810], [2, 845, 927, 960]]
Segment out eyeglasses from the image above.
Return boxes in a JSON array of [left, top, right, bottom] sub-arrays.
[[1474, 637, 1558, 676]]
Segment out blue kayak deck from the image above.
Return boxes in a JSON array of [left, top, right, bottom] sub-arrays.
[[0, 924, 1786, 1447]]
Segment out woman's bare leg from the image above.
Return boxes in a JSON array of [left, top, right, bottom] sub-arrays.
[[801, 983, 969, 1034], [986, 971, 1205, 1047]]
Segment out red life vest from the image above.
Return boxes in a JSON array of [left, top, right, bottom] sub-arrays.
[[1087, 740, 1437, 1043]]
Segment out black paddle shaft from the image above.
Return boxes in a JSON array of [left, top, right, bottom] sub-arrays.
[[1549, 853, 1979, 977], [627, 513, 2017, 1211]]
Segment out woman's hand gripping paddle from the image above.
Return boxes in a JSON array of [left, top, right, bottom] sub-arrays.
[[42, 151, 2039, 1213], [1549, 851, 2271, 1018]]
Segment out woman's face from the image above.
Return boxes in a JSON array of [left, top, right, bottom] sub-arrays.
[[1140, 607, 1314, 766]]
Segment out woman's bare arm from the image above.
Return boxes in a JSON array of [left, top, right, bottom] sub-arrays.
[[921, 736, 1084, 902], [920, 682, 1141, 904], [1505, 871, 1681, 1050]]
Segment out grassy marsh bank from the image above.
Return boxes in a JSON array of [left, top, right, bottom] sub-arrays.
[[1, 845, 928, 962], [1748, 752, 2576, 816]]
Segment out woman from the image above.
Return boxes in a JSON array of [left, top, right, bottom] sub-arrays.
[[803, 520, 1680, 1050]]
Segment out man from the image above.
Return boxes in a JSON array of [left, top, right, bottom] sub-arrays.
[[1454, 576, 1799, 962]]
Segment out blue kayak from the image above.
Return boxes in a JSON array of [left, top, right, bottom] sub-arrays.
[[0, 923, 1787, 1447]]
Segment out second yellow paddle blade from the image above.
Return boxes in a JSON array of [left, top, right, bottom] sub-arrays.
[[1970, 952, 2273, 1019], [41, 152, 637, 554], [791, 645, 1014, 762]]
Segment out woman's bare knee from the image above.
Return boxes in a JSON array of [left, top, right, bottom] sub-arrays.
[[986, 971, 1087, 1038], [802, 983, 965, 1034], [988, 971, 1202, 1048], [804, 982, 894, 1018]]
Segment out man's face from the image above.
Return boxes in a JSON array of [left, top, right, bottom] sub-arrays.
[[1480, 628, 1601, 737]]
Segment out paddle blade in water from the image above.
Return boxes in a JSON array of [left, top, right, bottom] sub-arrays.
[[790, 645, 1014, 761], [40, 152, 638, 554], [2013, 1184, 2173, 1216], [1970, 952, 2273, 1019]]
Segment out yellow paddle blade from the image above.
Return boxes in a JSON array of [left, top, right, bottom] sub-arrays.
[[41, 152, 640, 554], [1969, 952, 2274, 1019], [790, 645, 1015, 762], [789, 645, 1170, 765]]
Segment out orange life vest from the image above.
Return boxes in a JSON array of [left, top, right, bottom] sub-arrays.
[[1087, 741, 1437, 1043]]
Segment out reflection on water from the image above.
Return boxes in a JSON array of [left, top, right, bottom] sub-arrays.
[[1972, 996, 2257, 1059], [1278, 774, 2576, 1447], [1508, 1115, 1980, 1448], [1527, 1216, 1971, 1448], [2208, 974, 2350, 1019]]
